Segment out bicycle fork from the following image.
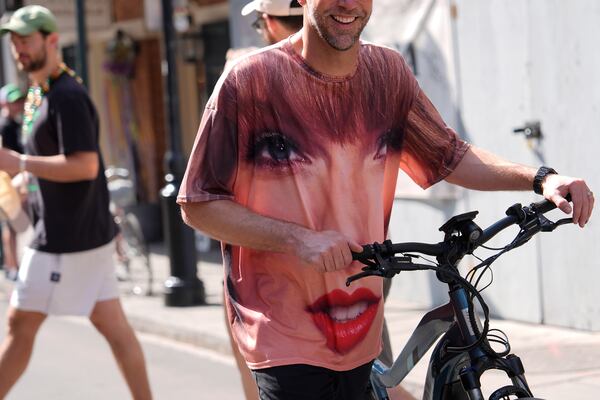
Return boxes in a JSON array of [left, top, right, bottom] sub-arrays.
[[458, 353, 534, 400], [449, 287, 535, 399]]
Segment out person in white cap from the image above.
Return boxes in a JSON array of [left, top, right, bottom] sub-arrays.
[[227, 0, 303, 65], [242, 0, 303, 44], [0, 5, 152, 399]]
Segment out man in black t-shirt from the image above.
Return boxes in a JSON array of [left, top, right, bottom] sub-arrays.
[[0, 6, 152, 399]]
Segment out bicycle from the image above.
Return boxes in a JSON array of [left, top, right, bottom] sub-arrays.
[[348, 197, 576, 400], [105, 167, 153, 296]]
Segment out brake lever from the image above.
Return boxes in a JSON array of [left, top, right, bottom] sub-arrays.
[[346, 269, 378, 286], [347, 252, 391, 286], [537, 214, 555, 232], [346, 255, 418, 286], [541, 217, 573, 232]]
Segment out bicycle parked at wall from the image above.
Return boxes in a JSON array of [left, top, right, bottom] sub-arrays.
[[349, 198, 576, 400], [105, 167, 153, 296]]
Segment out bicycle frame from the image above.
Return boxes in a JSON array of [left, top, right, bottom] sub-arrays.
[[370, 301, 454, 399], [371, 285, 536, 400]]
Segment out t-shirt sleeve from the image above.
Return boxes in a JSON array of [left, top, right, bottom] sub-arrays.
[[51, 90, 97, 155], [177, 75, 238, 203], [400, 88, 470, 189]]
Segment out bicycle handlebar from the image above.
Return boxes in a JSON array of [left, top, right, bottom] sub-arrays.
[[351, 241, 445, 260], [530, 197, 562, 214], [348, 196, 574, 361], [352, 197, 570, 265]]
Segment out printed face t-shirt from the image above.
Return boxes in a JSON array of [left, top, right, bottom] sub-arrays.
[[178, 41, 469, 371]]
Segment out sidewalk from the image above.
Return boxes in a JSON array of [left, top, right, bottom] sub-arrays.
[[2, 244, 600, 398]]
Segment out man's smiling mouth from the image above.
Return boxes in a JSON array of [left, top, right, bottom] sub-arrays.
[[306, 288, 380, 354], [332, 15, 357, 24]]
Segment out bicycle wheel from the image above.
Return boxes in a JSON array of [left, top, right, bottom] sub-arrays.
[[488, 385, 539, 399], [117, 213, 153, 296]]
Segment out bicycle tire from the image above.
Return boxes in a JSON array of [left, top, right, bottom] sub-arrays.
[[488, 385, 539, 399], [117, 213, 153, 296]]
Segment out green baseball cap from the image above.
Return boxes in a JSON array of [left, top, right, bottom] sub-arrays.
[[0, 5, 57, 36]]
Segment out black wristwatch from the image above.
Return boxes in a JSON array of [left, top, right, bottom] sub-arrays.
[[533, 166, 557, 195]]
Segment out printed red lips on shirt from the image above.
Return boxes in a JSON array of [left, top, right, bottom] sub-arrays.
[[306, 288, 380, 354]]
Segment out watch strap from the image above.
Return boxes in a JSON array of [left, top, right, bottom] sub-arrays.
[[533, 166, 557, 195]]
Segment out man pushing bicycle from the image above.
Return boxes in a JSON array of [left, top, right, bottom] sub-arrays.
[[177, 1, 593, 399]]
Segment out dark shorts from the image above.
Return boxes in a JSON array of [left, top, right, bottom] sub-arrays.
[[252, 361, 374, 400]]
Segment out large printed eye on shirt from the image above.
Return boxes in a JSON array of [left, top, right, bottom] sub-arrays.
[[245, 128, 394, 175], [177, 40, 469, 370]]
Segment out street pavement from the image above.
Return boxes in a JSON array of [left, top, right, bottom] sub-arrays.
[[1, 243, 600, 399], [0, 301, 244, 399]]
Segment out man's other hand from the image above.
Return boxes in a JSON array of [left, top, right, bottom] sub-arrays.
[[543, 174, 594, 227]]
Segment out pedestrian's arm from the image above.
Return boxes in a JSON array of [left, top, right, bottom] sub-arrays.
[[445, 146, 593, 226], [180, 200, 362, 272], [0, 147, 99, 182]]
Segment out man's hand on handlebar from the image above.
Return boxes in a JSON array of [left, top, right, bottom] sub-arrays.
[[543, 174, 594, 227], [294, 230, 363, 273]]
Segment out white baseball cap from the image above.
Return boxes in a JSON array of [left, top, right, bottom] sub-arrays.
[[241, 0, 303, 17]]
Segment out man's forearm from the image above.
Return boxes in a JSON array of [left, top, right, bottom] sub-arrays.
[[180, 199, 363, 272], [23, 152, 99, 182], [445, 146, 536, 191], [180, 199, 306, 254]]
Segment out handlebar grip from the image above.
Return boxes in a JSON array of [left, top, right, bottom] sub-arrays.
[[531, 199, 557, 214], [351, 246, 373, 261], [531, 194, 572, 214], [352, 242, 444, 260]]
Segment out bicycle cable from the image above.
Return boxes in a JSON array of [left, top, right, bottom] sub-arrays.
[[466, 226, 530, 294], [455, 229, 531, 357], [466, 254, 492, 291], [486, 329, 511, 357], [372, 250, 492, 354]]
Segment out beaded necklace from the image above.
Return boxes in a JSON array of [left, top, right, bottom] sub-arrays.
[[21, 62, 81, 141]]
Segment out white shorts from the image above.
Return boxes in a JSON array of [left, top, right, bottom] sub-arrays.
[[10, 240, 119, 316]]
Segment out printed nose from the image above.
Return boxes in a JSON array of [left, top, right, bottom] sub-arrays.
[[319, 164, 369, 238]]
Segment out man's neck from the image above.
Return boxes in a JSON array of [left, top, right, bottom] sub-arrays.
[[28, 57, 61, 86], [291, 28, 360, 77]]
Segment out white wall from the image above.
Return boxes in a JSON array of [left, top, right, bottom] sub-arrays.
[[368, 0, 600, 330], [455, 0, 600, 330]]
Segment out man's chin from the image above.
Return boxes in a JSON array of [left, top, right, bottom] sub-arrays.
[[326, 39, 357, 52], [21, 64, 44, 73]]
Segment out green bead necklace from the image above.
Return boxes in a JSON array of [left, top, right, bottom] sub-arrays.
[[21, 62, 81, 141]]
